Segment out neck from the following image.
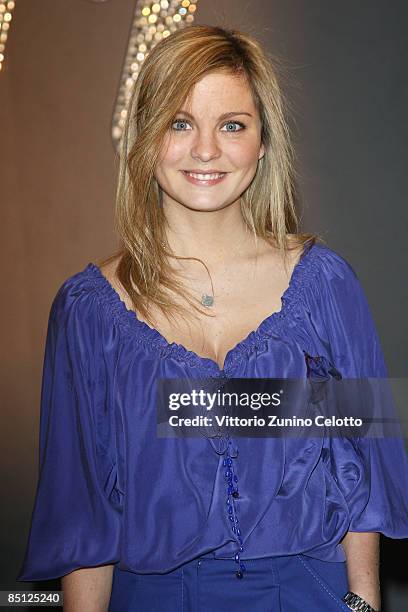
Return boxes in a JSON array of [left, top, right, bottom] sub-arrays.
[[162, 199, 262, 270]]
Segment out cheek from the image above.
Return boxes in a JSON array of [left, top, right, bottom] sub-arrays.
[[157, 139, 186, 167], [228, 141, 262, 167], [225, 130, 263, 160], [155, 144, 185, 187]]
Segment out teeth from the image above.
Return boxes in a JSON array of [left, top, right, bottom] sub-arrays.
[[186, 172, 225, 180]]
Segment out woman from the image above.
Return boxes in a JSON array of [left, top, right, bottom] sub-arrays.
[[17, 25, 408, 611]]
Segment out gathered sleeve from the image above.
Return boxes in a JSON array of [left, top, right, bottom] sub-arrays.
[[310, 248, 408, 536], [17, 276, 122, 581]]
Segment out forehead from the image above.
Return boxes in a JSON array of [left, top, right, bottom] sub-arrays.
[[180, 71, 257, 114]]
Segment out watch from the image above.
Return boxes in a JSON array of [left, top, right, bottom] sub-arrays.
[[342, 591, 380, 612]]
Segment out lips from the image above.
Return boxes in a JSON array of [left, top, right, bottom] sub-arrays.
[[182, 170, 228, 186], [184, 171, 226, 179]]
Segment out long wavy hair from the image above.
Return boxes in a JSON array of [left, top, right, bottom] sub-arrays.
[[98, 25, 320, 327]]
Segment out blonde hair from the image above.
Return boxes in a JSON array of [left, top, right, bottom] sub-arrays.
[[98, 25, 320, 326]]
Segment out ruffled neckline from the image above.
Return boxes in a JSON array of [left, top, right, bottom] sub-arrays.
[[85, 242, 323, 376]]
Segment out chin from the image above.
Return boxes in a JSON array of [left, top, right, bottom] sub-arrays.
[[183, 201, 224, 212]]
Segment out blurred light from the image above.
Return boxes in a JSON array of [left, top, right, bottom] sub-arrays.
[[0, 0, 15, 73], [111, 0, 200, 151]]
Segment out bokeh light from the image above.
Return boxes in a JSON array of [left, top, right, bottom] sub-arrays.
[[0, 0, 15, 72], [111, 0, 200, 151]]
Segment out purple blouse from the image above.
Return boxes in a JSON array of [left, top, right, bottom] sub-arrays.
[[17, 242, 408, 581]]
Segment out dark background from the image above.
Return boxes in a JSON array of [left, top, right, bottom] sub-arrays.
[[1, 0, 406, 609]]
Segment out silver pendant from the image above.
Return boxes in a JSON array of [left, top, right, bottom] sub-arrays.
[[201, 294, 214, 308]]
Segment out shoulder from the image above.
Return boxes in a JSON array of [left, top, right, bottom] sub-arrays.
[[303, 242, 374, 324], [97, 255, 128, 301], [284, 234, 358, 283], [50, 261, 102, 323], [49, 255, 132, 337], [43, 264, 118, 379], [297, 241, 370, 318], [307, 242, 360, 287], [302, 243, 387, 376], [97, 255, 135, 311]]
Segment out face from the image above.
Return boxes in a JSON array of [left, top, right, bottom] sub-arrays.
[[154, 71, 265, 212]]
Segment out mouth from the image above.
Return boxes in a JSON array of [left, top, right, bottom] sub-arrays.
[[181, 170, 228, 185]]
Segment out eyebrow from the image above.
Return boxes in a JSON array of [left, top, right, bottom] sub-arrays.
[[177, 110, 253, 119]]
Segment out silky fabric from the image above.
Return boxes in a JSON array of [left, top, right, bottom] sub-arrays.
[[109, 553, 350, 612], [17, 243, 408, 582]]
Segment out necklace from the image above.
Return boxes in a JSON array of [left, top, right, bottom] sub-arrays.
[[161, 241, 215, 308], [200, 293, 214, 308]]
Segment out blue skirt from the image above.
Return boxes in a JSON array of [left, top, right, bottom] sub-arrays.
[[109, 554, 350, 611]]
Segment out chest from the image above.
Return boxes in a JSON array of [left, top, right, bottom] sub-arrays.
[[129, 255, 296, 371]]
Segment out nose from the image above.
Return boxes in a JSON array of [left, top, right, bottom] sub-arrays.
[[190, 128, 221, 162]]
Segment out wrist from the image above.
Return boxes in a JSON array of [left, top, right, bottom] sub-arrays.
[[342, 590, 381, 612]]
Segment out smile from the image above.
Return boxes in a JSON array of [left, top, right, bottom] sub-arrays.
[[182, 171, 227, 185]]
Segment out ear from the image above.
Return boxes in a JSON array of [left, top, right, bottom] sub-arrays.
[[258, 142, 265, 160]]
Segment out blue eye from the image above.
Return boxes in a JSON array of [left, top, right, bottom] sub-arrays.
[[171, 118, 246, 132], [171, 118, 192, 131], [221, 121, 245, 132]]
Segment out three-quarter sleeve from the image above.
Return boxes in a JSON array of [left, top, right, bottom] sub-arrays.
[[312, 248, 408, 536], [17, 277, 122, 581]]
